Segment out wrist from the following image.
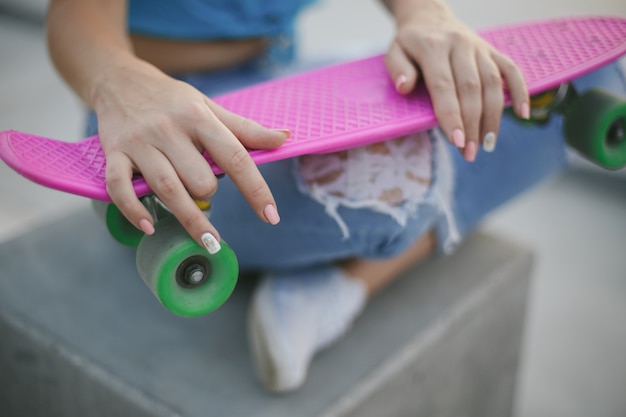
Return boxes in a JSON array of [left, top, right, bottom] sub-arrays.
[[385, 0, 452, 27], [88, 53, 160, 112]]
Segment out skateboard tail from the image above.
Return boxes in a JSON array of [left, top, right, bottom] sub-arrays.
[[0, 130, 153, 201]]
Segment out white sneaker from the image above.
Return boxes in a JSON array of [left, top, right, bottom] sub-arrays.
[[248, 266, 367, 393]]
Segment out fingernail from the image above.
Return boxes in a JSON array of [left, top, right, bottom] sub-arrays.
[[465, 141, 477, 162], [520, 102, 530, 120], [263, 204, 280, 225], [395, 75, 407, 92], [201, 232, 221, 254], [139, 219, 155, 235], [482, 132, 497, 152], [452, 129, 465, 148], [273, 129, 292, 139]]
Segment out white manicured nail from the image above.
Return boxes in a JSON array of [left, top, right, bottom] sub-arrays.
[[201, 232, 221, 254], [483, 132, 497, 152]]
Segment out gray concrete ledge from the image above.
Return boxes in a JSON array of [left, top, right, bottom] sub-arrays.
[[0, 208, 533, 417]]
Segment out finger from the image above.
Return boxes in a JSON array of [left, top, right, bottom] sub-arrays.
[[209, 101, 290, 150], [134, 148, 221, 250], [105, 151, 155, 235], [156, 137, 219, 201], [195, 119, 280, 226], [384, 41, 420, 94], [492, 52, 530, 119], [477, 53, 505, 153], [451, 46, 482, 161], [418, 51, 466, 151]]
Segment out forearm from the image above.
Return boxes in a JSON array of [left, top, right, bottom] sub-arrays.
[[46, 0, 150, 108], [379, 0, 453, 25]]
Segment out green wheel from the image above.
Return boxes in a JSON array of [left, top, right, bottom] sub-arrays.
[[92, 200, 144, 247], [564, 89, 626, 170], [136, 216, 239, 317]]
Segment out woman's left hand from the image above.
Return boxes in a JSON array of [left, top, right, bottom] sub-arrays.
[[383, 0, 530, 161]]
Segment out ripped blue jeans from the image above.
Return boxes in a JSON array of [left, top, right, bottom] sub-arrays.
[[86, 59, 626, 272]]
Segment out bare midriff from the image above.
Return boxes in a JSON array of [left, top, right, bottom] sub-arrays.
[[130, 35, 269, 74]]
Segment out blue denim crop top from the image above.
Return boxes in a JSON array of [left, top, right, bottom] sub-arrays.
[[128, 0, 317, 62]]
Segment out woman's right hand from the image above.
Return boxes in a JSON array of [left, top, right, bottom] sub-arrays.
[[91, 60, 288, 251]]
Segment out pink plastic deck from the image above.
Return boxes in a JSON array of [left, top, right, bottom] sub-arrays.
[[1, 16, 626, 201]]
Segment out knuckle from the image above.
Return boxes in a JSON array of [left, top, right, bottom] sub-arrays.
[[458, 78, 481, 94], [180, 212, 207, 232], [236, 116, 263, 141], [188, 176, 217, 200], [449, 30, 466, 44], [499, 54, 514, 68], [420, 33, 446, 50], [395, 31, 416, 47], [498, 55, 518, 74], [483, 70, 503, 88], [237, 116, 254, 133], [105, 169, 127, 190], [247, 181, 266, 202], [429, 75, 455, 93], [227, 147, 251, 174], [153, 175, 178, 196], [436, 107, 460, 125], [107, 132, 142, 153], [179, 100, 207, 122], [101, 133, 123, 151], [148, 113, 174, 134]]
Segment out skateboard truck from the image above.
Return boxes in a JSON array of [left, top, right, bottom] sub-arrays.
[[514, 82, 626, 170], [92, 193, 238, 317], [528, 83, 576, 122]]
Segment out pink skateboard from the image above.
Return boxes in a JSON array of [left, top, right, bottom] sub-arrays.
[[2, 16, 626, 316]]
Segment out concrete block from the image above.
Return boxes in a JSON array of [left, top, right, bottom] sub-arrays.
[[0, 208, 533, 417]]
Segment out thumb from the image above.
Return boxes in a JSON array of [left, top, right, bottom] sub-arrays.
[[384, 41, 420, 95]]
